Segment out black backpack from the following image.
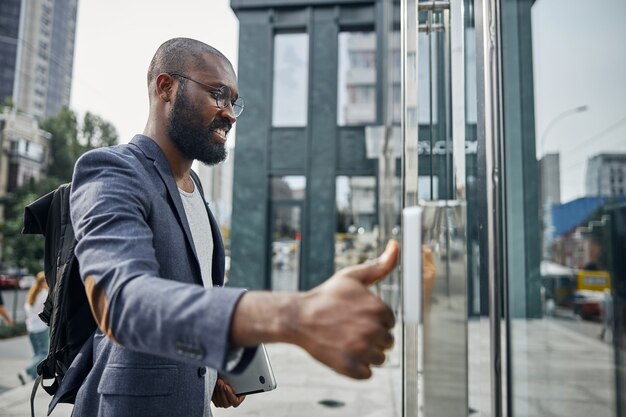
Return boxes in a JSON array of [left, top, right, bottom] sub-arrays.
[[22, 183, 97, 415]]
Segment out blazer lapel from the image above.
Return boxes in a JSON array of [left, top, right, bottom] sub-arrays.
[[130, 135, 202, 286]]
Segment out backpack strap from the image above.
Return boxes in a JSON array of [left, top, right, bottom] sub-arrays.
[[30, 375, 42, 417]]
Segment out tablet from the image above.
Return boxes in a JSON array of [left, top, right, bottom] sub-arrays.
[[222, 344, 277, 395]]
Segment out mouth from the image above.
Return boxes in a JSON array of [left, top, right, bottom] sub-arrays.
[[213, 128, 228, 140], [210, 121, 231, 142]]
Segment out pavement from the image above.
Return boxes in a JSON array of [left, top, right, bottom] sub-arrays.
[[0, 308, 617, 417], [0, 329, 403, 417]]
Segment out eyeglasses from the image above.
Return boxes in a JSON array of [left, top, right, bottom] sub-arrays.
[[168, 73, 244, 117]]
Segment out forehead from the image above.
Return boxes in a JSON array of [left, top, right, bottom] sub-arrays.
[[190, 53, 238, 93]]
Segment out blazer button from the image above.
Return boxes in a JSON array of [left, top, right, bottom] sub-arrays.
[[198, 367, 207, 378]]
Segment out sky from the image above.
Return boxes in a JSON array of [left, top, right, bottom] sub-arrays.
[[70, 0, 239, 147], [531, 0, 626, 202], [69, 0, 626, 204]]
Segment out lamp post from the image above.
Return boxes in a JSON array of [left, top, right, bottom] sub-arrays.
[[539, 105, 588, 156], [539, 104, 587, 260]]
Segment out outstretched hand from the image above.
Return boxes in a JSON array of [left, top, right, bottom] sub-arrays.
[[229, 240, 399, 380], [289, 240, 399, 379]]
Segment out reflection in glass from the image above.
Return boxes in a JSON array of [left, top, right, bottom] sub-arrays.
[[271, 176, 306, 200], [334, 176, 376, 271], [270, 205, 301, 292], [272, 33, 309, 127], [270, 176, 305, 292], [337, 32, 377, 126], [505, 0, 626, 415]]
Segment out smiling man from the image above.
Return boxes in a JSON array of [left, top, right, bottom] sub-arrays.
[[67, 38, 399, 417]]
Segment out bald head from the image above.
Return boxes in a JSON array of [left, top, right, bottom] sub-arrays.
[[147, 38, 231, 89]]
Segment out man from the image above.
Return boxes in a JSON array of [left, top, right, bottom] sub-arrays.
[[68, 38, 398, 417]]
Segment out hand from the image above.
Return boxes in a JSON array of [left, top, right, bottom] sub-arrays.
[[290, 240, 399, 379], [211, 377, 245, 408]]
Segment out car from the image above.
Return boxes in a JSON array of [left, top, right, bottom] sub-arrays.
[[572, 290, 604, 321], [0, 275, 19, 289], [18, 275, 36, 289]]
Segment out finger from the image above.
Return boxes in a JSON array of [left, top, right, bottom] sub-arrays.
[[351, 362, 372, 380], [341, 240, 399, 286], [234, 394, 246, 407], [365, 348, 387, 366], [378, 303, 396, 329], [223, 383, 241, 406], [215, 382, 230, 408], [372, 328, 395, 350]]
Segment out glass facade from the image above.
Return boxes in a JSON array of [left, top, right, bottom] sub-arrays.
[[337, 31, 377, 126], [334, 175, 377, 271], [502, 1, 626, 415], [401, 0, 625, 416], [0, 0, 20, 106], [270, 176, 305, 291], [231, 0, 625, 414], [272, 33, 309, 127]]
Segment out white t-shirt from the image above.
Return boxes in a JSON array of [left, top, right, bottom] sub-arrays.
[[179, 180, 217, 417], [24, 289, 48, 333]]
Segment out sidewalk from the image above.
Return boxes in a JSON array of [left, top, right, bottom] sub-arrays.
[[0, 334, 402, 417]]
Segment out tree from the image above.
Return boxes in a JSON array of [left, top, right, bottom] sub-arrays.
[[40, 106, 79, 183], [0, 108, 119, 273], [0, 177, 61, 273], [82, 112, 118, 149]]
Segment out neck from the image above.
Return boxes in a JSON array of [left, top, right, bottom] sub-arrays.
[[143, 119, 193, 182]]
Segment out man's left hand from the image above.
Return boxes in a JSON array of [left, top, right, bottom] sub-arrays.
[[212, 377, 246, 408]]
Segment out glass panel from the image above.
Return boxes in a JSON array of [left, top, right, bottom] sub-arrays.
[[271, 176, 306, 200], [334, 176, 377, 271], [272, 33, 309, 127], [502, 0, 626, 415], [337, 31, 377, 126], [270, 205, 301, 292]]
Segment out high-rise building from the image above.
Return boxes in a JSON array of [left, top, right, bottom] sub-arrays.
[[539, 152, 561, 205], [586, 153, 626, 197], [0, 0, 78, 120]]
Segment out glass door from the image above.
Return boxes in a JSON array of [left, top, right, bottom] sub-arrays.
[[498, 0, 626, 416], [401, 0, 481, 416], [402, 0, 625, 416]]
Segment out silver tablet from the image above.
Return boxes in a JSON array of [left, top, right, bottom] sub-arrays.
[[222, 344, 277, 395]]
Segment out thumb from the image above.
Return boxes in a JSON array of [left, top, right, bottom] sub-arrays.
[[342, 240, 399, 286]]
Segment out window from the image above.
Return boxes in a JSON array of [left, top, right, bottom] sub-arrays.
[[335, 176, 377, 271], [337, 32, 377, 126], [272, 33, 309, 127], [271, 176, 306, 200]]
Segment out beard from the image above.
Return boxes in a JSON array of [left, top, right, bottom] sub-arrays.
[[167, 82, 229, 165]]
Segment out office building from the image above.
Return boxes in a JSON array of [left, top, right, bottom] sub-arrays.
[[0, 0, 79, 120], [586, 153, 626, 197]]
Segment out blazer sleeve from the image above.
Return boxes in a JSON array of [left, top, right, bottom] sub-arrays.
[[69, 148, 248, 371]]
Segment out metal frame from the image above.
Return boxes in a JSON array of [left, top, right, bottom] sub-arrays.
[[475, 0, 506, 415]]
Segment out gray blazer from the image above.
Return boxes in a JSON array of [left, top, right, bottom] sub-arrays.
[[65, 135, 250, 417]]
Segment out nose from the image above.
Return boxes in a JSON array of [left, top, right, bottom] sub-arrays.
[[219, 102, 237, 125]]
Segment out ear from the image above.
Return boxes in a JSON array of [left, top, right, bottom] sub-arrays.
[[155, 73, 175, 103]]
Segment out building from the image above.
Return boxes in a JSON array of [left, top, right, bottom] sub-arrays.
[[0, 107, 51, 218], [540, 152, 561, 205], [586, 153, 626, 197], [227, 1, 625, 415], [197, 150, 235, 242], [0, 0, 79, 120], [228, 0, 475, 291], [0, 107, 50, 193]]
